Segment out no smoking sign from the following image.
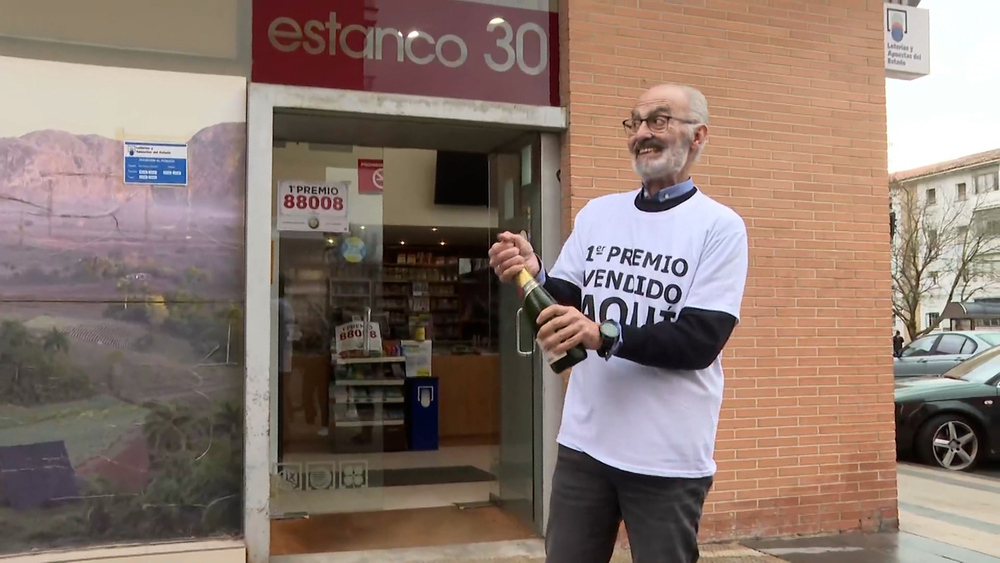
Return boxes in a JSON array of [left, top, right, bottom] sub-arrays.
[[358, 159, 383, 194]]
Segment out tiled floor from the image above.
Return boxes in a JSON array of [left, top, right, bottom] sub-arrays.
[[270, 443, 516, 557], [271, 505, 536, 557], [272, 445, 499, 516]]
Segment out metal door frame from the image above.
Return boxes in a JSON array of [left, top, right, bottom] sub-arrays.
[[244, 82, 565, 563], [489, 132, 544, 531]]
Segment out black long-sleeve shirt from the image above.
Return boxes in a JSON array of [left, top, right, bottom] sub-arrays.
[[540, 273, 736, 370]]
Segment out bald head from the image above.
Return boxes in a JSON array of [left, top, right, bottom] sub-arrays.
[[635, 84, 709, 126]]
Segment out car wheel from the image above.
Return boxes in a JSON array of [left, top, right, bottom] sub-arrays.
[[915, 414, 982, 472]]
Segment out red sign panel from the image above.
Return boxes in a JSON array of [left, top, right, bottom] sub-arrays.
[[358, 159, 384, 194], [252, 0, 559, 107]]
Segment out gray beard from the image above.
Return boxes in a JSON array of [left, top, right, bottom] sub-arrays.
[[632, 146, 687, 183]]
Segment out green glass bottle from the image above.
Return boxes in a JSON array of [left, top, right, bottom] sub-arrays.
[[516, 269, 589, 372]]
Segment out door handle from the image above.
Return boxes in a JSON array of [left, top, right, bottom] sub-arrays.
[[364, 306, 372, 354], [515, 308, 533, 357]]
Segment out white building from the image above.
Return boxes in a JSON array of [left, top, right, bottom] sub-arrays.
[[893, 149, 1000, 335]]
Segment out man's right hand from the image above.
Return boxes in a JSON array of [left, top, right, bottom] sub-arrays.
[[488, 231, 540, 283]]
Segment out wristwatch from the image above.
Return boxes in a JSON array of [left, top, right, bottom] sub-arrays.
[[597, 320, 622, 360]]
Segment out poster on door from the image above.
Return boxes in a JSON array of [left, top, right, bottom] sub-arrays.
[[358, 159, 384, 194], [334, 321, 382, 357], [276, 179, 349, 232]]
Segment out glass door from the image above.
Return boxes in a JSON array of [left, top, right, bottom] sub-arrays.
[[269, 141, 390, 521], [490, 133, 543, 531]]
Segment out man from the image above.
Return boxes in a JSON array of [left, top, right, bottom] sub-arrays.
[[893, 330, 905, 357], [488, 84, 748, 563]]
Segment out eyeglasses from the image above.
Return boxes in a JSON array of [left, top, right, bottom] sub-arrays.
[[622, 114, 699, 134]]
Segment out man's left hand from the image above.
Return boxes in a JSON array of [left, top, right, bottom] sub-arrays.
[[535, 305, 601, 356]]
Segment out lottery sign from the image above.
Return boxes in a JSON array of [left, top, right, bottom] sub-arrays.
[[276, 180, 349, 232]]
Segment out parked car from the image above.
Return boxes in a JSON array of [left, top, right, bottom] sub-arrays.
[[894, 330, 1000, 378], [895, 344, 1000, 472]]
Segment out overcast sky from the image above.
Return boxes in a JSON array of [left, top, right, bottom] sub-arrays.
[[886, 0, 999, 173]]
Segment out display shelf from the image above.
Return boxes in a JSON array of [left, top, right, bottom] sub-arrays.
[[335, 420, 405, 428], [333, 379, 405, 386], [340, 397, 405, 404], [334, 356, 406, 365], [328, 353, 408, 453]]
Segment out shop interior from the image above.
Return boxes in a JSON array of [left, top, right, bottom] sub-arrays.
[[268, 110, 541, 556]]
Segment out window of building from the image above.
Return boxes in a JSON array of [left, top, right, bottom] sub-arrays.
[[957, 182, 967, 200], [983, 220, 1000, 236], [974, 172, 998, 194], [926, 312, 941, 329], [926, 187, 937, 204]]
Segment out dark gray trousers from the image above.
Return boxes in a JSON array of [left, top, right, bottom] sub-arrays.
[[545, 445, 713, 563]]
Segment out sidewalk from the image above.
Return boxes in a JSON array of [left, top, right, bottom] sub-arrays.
[[742, 461, 1000, 563], [272, 540, 786, 562], [896, 462, 1000, 558], [275, 465, 1000, 563], [743, 531, 1000, 563]]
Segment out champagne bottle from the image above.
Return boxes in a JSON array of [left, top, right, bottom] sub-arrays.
[[515, 268, 589, 372]]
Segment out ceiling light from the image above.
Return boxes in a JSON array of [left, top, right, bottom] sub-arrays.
[[400, 240, 406, 245], [439, 241, 446, 246], [489, 17, 505, 25], [359, 225, 365, 230], [431, 227, 438, 232]]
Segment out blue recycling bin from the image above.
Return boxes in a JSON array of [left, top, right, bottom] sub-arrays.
[[406, 377, 439, 451]]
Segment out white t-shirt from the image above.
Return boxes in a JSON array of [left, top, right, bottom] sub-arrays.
[[549, 188, 748, 478]]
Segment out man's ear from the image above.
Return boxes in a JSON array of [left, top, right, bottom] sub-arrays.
[[694, 124, 709, 149]]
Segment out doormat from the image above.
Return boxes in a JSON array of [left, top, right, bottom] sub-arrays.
[[369, 465, 496, 487]]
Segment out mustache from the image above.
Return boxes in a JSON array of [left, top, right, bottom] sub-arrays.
[[633, 140, 665, 155]]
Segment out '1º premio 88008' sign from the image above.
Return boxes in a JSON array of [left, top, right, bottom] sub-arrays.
[[276, 180, 349, 233]]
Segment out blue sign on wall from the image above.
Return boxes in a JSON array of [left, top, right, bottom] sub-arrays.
[[123, 141, 188, 186]]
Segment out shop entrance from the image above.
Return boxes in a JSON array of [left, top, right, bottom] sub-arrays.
[[244, 85, 565, 561]]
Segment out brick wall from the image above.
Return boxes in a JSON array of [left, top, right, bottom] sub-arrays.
[[559, 0, 897, 542]]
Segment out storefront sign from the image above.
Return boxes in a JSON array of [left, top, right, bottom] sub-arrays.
[[123, 141, 188, 185], [276, 179, 349, 232], [358, 159, 384, 194], [884, 2, 930, 80], [251, 0, 559, 106]]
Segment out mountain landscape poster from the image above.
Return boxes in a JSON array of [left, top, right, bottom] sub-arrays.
[[0, 55, 248, 553]]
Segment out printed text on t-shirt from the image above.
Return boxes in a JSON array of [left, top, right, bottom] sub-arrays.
[[580, 245, 690, 327]]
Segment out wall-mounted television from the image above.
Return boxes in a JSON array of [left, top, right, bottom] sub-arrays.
[[433, 150, 489, 207]]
